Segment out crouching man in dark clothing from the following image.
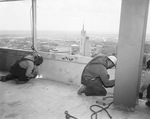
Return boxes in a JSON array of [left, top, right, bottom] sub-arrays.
[[77, 55, 117, 96], [139, 58, 150, 107], [146, 84, 150, 107], [139, 84, 150, 107], [0, 53, 43, 84]]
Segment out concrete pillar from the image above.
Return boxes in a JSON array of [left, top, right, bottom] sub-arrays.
[[114, 0, 149, 109]]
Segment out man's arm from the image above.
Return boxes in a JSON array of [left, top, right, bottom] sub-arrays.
[[25, 61, 35, 78], [32, 66, 39, 78], [99, 66, 115, 88]]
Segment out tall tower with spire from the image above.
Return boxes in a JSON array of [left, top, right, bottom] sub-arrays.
[[80, 23, 86, 55], [81, 23, 86, 36]]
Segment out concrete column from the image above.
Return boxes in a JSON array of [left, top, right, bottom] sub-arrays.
[[114, 0, 149, 109]]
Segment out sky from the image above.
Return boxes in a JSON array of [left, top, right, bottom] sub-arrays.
[[0, 0, 149, 34]]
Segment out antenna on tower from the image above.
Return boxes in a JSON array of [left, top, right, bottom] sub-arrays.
[[81, 20, 86, 36]]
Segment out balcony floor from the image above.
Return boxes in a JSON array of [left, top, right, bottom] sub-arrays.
[[0, 72, 150, 119]]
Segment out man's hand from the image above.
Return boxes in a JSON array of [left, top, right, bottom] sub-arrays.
[[107, 74, 110, 79], [32, 66, 39, 78], [32, 72, 38, 78]]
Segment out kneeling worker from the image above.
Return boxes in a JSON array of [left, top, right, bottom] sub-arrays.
[[0, 52, 43, 84], [77, 55, 117, 96], [139, 58, 150, 107]]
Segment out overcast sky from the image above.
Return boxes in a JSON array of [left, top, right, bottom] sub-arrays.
[[0, 0, 150, 34]]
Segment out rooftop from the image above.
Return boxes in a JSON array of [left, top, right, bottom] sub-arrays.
[[0, 71, 150, 119]]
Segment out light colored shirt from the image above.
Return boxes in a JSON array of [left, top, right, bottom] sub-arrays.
[[140, 70, 150, 93], [19, 55, 35, 77]]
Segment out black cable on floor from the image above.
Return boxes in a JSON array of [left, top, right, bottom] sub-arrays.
[[65, 110, 78, 119], [90, 101, 113, 119], [65, 96, 113, 119]]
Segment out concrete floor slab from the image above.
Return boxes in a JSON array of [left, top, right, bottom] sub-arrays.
[[0, 73, 150, 119]]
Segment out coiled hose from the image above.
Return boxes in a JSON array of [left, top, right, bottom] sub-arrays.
[[90, 101, 113, 119]]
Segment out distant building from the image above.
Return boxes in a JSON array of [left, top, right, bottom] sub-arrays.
[[51, 46, 71, 55], [70, 44, 79, 55], [84, 36, 91, 57], [80, 23, 91, 57], [80, 23, 86, 56]]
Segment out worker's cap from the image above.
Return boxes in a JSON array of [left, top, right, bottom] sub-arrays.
[[34, 54, 43, 66], [108, 56, 117, 66]]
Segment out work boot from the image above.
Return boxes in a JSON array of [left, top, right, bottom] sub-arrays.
[[139, 92, 143, 99], [0, 76, 7, 82], [77, 84, 86, 95], [145, 101, 150, 107], [0, 76, 2, 81]]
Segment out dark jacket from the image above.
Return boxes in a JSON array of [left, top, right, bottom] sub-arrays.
[[10, 57, 34, 77], [81, 55, 115, 88], [147, 59, 150, 69]]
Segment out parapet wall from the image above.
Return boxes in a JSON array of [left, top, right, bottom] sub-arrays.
[[0, 48, 91, 85], [0, 48, 116, 86], [40, 51, 92, 85]]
